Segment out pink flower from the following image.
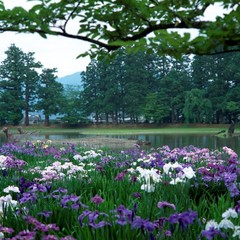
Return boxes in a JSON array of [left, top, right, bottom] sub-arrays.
[[91, 194, 104, 205]]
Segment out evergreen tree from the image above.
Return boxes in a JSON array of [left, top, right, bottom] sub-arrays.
[[60, 85, 85, 125], [159, 56, 192, 123], [36, 68, 64, 126], [0, 44, 25, 125], [183, 89, 213, 123], [22, 52, 42, 126], [81, 60, 104, 124], [144, 93, 170, 123]]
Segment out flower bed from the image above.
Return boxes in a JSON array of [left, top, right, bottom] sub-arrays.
[[0, 141, 239, 239]]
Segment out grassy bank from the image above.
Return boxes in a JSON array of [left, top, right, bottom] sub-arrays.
[[3, 124, 239, 136]]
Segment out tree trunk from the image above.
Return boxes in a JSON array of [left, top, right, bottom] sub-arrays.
[[115, 111, 118, 125], [111, 112, 114, 124], [45, 114, 50, 126], [25, 108, 29, 126], [171, 108, 175, 123], [105, 113, 109, 123], [25, 84, 30, 126], [95, 112, 99, 124], [228, 121, 235, 137]]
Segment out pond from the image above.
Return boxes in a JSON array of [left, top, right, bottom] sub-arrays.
[[0, 133, 239, 155]]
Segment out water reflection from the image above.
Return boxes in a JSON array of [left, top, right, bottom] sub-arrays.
[[0, 133, 239, 155], [105, 134, 240, 154], [137, 134, 240, 152]]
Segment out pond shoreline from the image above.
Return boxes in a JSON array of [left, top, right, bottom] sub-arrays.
[[35, 136, 138, 149]]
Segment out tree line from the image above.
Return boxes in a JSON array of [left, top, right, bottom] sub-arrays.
[[81, 49, 240, 124], [1, 45, 240, 126]]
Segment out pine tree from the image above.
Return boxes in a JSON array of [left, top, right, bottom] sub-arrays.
[[36, 68, 64, 126]]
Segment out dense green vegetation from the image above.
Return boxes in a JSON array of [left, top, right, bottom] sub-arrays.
[[1, 45, 240, 126], [0, 1, 239, 57], [0, 1, 239, 126], [0, 44, 63, 126], [81, 51, 240, 124]]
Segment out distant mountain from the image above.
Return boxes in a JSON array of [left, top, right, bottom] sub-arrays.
[[56, 72, 82, 87]]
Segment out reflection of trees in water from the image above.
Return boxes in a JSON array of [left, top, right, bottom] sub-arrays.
[[143, 134, 239, 154]]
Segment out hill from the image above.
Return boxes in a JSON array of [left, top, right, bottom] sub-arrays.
[[57, 72, 82, 87]]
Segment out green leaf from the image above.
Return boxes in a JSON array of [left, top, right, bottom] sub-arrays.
[[37, 31, 47, 38]]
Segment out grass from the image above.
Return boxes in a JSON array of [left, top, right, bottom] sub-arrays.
[[4, 123, 239, 136]]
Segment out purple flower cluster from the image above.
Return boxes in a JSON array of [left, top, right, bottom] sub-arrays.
[[196, 157, 239, 197], [78, 210, 110, 229], [1, 156, 27, 170], [0, 141, 76, 158], [168, 210, 198, 231], [201, 227, 226, 240], [25, 215, 59, 232], [0, 142, 238, 239]]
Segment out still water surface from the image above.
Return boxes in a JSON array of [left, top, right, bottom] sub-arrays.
[[0, 133, 239, 155]]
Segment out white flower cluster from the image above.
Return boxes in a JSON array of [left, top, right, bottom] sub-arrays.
[[162, 162, 196, 185], [73, 150, 102, 161], [131, 159, 196, 192], [0, 185, 20, 216], [3, 185, 20, 194], [0, 155, 7, 169], [32, 161, 93, 182], [136, 167, 161, 192], [205, 208, 240, 238]]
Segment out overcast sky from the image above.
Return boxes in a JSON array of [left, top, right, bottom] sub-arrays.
[[0, 1, 225, 78], [0, 0, 91, 78]]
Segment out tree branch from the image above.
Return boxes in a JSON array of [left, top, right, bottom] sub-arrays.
[[120, 20, 211, 41], [62, 0, 82, 32], [0, 27, 120, 51]]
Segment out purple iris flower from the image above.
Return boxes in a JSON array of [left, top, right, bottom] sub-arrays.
[[228, 183, 239, 197], [132, 192, 141, 198], [78, 210, 110, 229], [18, 177, 36, 193], [157, 201, 176, 211], [1, 169, 8, 177], [43, 235, 58, 240], [61, 194, 80, 207], [154, 217, 168, 228], [201, 227, 226, 240], [132, 216, 155, 232], [111, 205, 134, 225], [165, 230, 172, 237], [29, 183, 48, 193], [19, 192, 37, 204], [78, 210, 92, 226], [10, 230, 36, 240], [168, 213, 179, 224], [37, 211, 53, 218], [0, 226, 14, 234], [91, 194, 104, 205], [115, 170, 127, 181], [25, 216, 59, 232], [169, 210, 197, 231], [235, 200, 240, 213], [178, 210, 197, 230]]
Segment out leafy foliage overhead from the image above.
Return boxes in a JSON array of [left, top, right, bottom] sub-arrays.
[[0, 0, 239, 57]]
